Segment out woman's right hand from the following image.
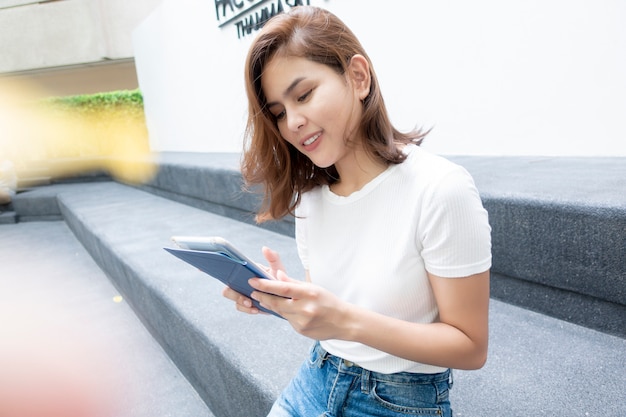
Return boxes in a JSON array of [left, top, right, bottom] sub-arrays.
[[221, 246, 286, 315]]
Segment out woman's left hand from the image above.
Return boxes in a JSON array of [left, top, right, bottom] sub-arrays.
[[249, 271, 350, 340]]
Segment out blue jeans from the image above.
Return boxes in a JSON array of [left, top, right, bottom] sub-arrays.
[[268, 342, 453, 417]]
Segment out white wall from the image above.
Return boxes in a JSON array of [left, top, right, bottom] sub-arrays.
[[134, 0, 251, 152], [134, 0, 626, 156]]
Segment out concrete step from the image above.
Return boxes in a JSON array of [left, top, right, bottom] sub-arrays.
[[56, 181, 310, 417], [14, 181, 625, 417], [0, 209, 16, 224], [0, 221, 214, 417], [12, 153, 626, 337], [448, 156, 626, 335], [11, 186, 65, 222], [136, 152, 626, 337], [135, 152, 294, 237]]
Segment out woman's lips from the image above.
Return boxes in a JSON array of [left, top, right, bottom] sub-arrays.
[[302, 132, 322, 151]]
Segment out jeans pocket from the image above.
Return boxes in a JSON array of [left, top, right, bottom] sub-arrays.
[[371, 379, 446, 416], [306, 342, 327, 368]]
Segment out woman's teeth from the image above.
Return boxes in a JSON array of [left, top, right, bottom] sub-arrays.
[[304, 133, 320, 146]]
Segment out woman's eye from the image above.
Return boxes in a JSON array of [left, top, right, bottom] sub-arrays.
[[297, 89, 312, 102], [275, 110, 286, 121]]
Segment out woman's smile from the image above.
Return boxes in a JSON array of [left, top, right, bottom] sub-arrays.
[[302, 132, 321, 147]]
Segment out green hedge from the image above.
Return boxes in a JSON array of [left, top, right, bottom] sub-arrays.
[[41, 89, 145, 119], [8, 89, 154, 183], [33, 89, 150, 163]]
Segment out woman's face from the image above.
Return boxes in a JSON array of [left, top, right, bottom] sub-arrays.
[[261, 55, 364, 169]]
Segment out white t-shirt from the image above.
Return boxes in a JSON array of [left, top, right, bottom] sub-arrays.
[[295, 145, 492, 374]]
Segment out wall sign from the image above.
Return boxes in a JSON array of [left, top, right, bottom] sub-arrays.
[[215, 0, 311, 39]]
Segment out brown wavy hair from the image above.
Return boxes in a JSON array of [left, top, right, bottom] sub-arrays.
[[242, 6, 427, 222]]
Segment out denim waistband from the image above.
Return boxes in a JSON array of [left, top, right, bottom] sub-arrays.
[[312, 342, 452, 385]]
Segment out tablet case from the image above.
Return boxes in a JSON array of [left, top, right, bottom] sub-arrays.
[[164, 247, 283, 318]]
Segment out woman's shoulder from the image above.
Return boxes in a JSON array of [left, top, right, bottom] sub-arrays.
[[401, 145, 468, 180], [401, 146, 483, 209]]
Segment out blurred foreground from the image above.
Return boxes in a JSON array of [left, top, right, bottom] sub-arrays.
[[0, 79, 156, 188], [0, 297, 124, 417], [0, 221, 212, 417]]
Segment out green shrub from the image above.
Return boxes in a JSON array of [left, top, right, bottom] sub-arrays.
[[41, 89, 145, 120], [33, 89, 154, 182]]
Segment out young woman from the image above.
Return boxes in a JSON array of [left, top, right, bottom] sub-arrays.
[[223, 6, 492, 416]]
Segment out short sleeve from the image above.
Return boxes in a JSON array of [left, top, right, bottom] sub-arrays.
[[418, 166, 492, 278]]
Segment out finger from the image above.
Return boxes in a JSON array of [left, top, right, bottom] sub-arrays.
[[249, 289, 285, 311], [276, 269, 293, 282], [222, 286, 256, 310], [249, 276, 306, 299], [222, 286, 242, 302], [235, 302, 261, 315], [262, 246, 286, 272]]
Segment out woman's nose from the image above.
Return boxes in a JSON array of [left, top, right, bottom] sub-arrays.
[[286, 110, 305, 132]]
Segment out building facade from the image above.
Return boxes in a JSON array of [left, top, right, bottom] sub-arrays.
[[1, 0, 624, 156], [134, 0, 626, 156], [0, 0, 161, 97]]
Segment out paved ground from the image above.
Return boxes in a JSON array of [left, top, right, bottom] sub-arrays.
[[0, 221, 213, 417], [2, 180, 626, 416]]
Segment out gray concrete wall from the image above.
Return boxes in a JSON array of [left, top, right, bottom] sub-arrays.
[[0, 0, 161, 95], [0, 0, 103, 72], [0, 60, 140, 97], [94, 0, 162, 60]]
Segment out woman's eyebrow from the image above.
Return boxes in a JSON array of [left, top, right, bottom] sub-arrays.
[[266, 77, 306, 108]]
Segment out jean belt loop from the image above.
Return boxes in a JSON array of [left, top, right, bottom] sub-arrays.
[[360, 369, 371, 394], [448, 369, 454, 388], [318, 347, 329, 368]]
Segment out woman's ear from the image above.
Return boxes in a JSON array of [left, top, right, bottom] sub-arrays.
[[347, 54, 371, 101]]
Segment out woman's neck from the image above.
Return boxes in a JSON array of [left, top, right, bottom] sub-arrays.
[[330, 148, 388, 197]]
